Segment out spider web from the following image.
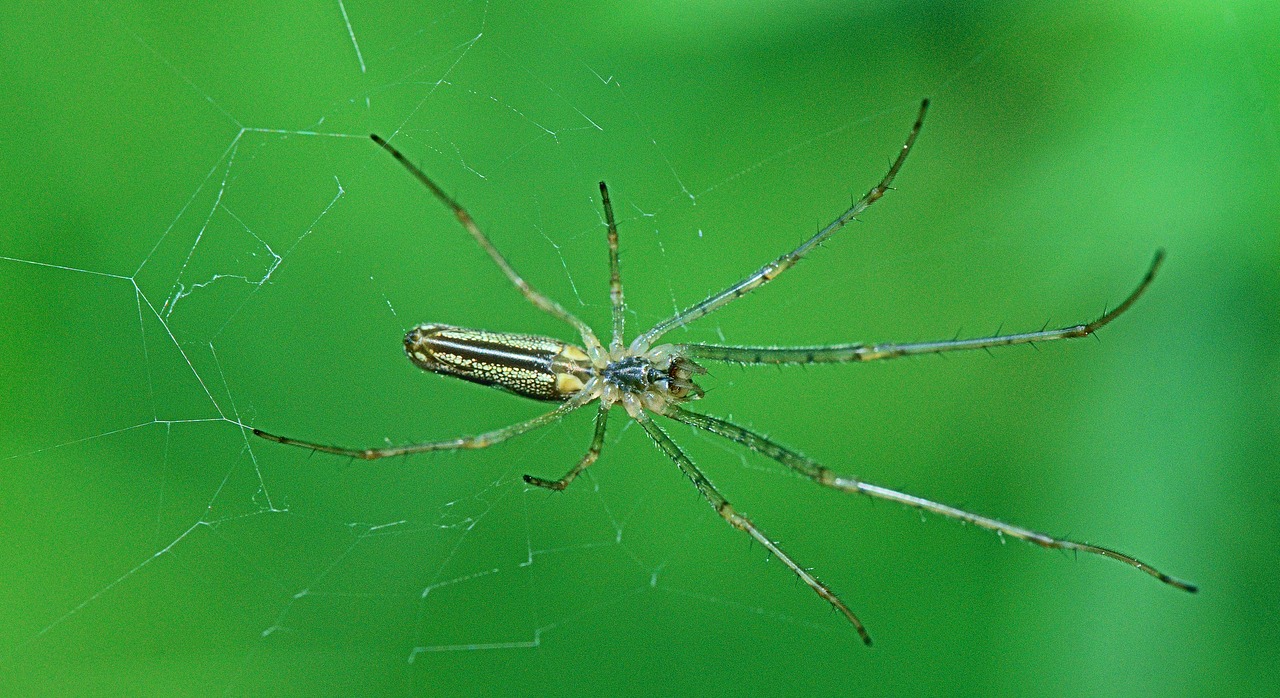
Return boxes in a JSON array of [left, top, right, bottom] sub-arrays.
[[4, 1, 1259, 695]]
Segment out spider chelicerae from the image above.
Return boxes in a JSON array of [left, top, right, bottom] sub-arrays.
[[253, 99, 1196, 644]]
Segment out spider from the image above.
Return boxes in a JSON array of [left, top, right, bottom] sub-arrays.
[[253, 99, 1196, 645]]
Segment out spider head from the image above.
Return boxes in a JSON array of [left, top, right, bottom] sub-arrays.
[[602, 348, 707, 410]]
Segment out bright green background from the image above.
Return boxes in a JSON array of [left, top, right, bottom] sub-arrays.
[[2, 2, 1276, 696]]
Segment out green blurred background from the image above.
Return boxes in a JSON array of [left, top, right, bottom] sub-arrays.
[[2, 1, 1276, 696]]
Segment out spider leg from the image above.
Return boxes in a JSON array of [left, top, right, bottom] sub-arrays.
[[634, 410, 873, 645], [599, 181, 626, 353], [676, 251, 1164, 365], [632, 99, 929, 352], [662, 405, 1197, 593], [252, 391, 592, 460], [370, 134, 604, 355], [524, 402, 610, 491]]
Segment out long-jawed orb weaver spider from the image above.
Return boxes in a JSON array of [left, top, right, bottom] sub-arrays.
[[253, 99, 1196, 645]]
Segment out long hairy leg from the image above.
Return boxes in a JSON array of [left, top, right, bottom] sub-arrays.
[[599, 182, 626, 353], [631, 99, 929, 352], [252, 391, 593, 460], [675, 251, 1164, 365], [370, 134, 603, 354], [662, 405, 1197, 593], [634, 410, 874, 644], [524, 402, 610, 491]]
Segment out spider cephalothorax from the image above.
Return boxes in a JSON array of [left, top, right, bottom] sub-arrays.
[[599, 349, 706, 416], [254, 102, 1195, 645]]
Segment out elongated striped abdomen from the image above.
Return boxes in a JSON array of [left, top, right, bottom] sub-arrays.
[[404, 324, 595, 401]]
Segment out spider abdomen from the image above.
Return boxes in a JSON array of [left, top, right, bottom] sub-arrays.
[[404, 324, 594, 401]]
